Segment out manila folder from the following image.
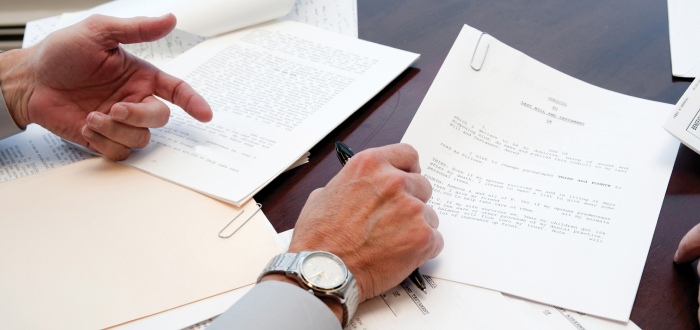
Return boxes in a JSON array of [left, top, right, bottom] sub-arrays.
[[0, 158, 279, 330]]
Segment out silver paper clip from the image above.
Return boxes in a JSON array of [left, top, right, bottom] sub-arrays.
[[218, 203, 263, 238], [470, 32, 490, 71]]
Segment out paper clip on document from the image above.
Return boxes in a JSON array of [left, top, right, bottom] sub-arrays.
[[470, 32, 490, 71], [218, 203, 263, 238]]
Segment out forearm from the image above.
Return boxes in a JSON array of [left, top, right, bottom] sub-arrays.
[[0, 48, 34, 129]]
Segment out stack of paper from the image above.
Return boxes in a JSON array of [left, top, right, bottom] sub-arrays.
[[402, 24, 677, 323], [13, 0, 410, 210], [7, 0, 361, 185]]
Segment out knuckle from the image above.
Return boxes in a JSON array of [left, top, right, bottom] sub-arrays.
[[380, 172, 407, 197], [414, 225, 433, 248], [83, 15, 106, 36], [404, 198, 424, 215], [425, 205, 439, 226], [351, 151, 381, 172], [398, 143, 419, 160], [308, 188, 324, 200]]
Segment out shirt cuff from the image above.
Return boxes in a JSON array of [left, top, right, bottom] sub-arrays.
[[207, 281, 342, 330], [0, 87, 24, 140]]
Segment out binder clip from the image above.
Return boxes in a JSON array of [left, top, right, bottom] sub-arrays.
[[470, 32, 490, 71], [218, 203, 263, 238]]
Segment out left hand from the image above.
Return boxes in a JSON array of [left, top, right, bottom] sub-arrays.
[[674, 223, 700, 321], [0, 14, 213, 160]]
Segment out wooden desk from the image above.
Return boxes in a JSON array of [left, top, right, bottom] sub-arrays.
[[255, 0, 700, 328]]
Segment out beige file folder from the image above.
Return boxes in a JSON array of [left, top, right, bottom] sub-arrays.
[[0, 158, 279, 330]]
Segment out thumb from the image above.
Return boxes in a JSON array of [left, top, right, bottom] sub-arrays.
[[674, 222, 700, 264], [79, 14, 177, 49]]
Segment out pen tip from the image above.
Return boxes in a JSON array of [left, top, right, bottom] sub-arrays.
[[421, 288, 427, 294]]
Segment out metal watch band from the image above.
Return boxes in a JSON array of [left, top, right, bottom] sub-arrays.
[[258, 252, 360, 328], [257, 253, 299, 281]]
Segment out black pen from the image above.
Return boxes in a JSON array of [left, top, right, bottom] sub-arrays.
[[335, 141, 429, 294]]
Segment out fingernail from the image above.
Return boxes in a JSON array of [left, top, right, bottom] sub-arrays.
[[160, 13, 172, 18], [111, 105, 128, 121], [82, 126, 94, 139], [88, 113, 103, 129], [674, 249, 679, 262]]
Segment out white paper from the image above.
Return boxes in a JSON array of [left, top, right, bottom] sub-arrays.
[[55, 0, 296, 37], [0, 125, 93, 183], [667, 0, 700, 78], [22, 0, 358, 71], [278, 228, 294, 252], [120, 29, 208, 69], [22, 15, 61, 48], [344, 277, 524, 330], [401, 25, 678, 321], [282, 0, 358, 38], [664, 78, 700, 154], [120, 20, 419, 206], [504, 295, 642, 330]]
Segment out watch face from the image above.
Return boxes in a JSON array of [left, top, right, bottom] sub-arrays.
[[300, 252, 348, 290]]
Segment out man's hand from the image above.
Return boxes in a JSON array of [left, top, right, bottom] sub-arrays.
[[675, 223, 700, 321], [281, 144, 444, 305], [0, 14, 212, 160]]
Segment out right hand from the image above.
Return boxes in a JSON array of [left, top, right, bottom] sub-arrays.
[[287, 143, 444, 302]]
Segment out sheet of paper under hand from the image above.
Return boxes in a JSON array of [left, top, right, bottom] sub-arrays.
[[0, 125, 93, 183], [503, 295, 642, 330], [0, 158, 279, 330], [401, 24, 678, 321]]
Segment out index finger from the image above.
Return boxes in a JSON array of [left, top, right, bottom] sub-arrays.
[[154, 71, 213, 123], [674, 223, 700, 264]]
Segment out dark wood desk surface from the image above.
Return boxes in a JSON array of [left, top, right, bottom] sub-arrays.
[[255, 1, 700, 328]]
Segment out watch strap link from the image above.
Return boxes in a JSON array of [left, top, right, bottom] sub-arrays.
[[340, 275, 360, 327], [256, 253, 299, 282]]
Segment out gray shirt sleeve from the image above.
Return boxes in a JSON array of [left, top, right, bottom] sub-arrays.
[[207, 281, 342, 330], [0, 87, 24, 140]]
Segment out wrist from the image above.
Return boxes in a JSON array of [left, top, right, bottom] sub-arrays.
[[0, 48, 35, 128], [260, 274, 344, 324]]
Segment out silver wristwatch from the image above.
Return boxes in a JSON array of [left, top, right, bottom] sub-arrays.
[[257, 251, 360, 328]]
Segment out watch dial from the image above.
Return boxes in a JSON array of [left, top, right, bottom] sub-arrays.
[[301, 252, 347, 290]]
